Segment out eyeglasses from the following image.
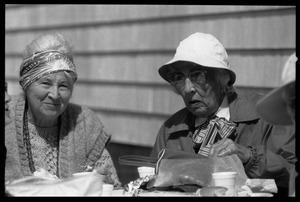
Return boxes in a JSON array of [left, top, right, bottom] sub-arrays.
[[167, 70, 207, 89]]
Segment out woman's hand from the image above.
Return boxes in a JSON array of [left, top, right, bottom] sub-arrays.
[[210, 138, 251, 164]]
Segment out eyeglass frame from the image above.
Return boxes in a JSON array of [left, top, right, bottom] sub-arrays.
[[167, 69, 208, 90]]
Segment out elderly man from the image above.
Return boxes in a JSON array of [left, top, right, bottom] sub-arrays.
[[150, 32, 295, 196], [256, 53, 296, 196]]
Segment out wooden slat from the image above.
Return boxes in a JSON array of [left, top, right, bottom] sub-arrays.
[[6, 51, 295, 87], [5, 5, 295, 147], [5, 5, 294, 30], [70, 84, 184, 115], [4, 80, 273, 146], [93, 111, 165, 147], [4, 77, 274, 117], [5, 8, 295, 53]]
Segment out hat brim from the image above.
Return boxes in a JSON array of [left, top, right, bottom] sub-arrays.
[[256, 83, 293, 125], [158, 60, 236, 85]]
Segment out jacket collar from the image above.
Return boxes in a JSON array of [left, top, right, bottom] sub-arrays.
[[228, 88, 260, 122], [166, 88, 260, 133]]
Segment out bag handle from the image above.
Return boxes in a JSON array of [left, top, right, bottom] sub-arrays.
[[118, 155, 157, 167]]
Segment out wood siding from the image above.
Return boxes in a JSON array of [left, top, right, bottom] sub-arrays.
[[5, 5, 296, 147]]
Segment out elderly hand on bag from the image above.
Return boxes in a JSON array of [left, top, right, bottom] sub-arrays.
[[210, 138, 251, 164]]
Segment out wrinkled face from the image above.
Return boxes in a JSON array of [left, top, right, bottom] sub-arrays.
[[25, 71, 73, 121], [5, 82, 12, 126], [167, 62, 225, 118]]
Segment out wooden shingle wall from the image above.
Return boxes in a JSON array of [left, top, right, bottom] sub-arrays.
[[5, 5, 296, 147]]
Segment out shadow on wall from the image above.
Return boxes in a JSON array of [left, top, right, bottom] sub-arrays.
[[106, 142, 152, 186]]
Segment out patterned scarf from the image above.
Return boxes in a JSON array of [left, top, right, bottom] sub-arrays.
[[191, 116, 237, 156], [19, 50, 77, 89]]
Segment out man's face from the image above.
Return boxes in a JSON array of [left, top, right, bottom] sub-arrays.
[[167, 62, 225, 118]]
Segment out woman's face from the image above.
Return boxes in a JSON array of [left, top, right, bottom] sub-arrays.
[[168, 63, 225, 118], [26, 71, 73, 122]]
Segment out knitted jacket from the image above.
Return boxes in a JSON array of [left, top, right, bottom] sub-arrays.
[[5, 93, 121, 187]]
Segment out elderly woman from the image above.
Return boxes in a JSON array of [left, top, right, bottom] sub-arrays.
[[5, 33, 121, 188], [150, 32, 295, 196]]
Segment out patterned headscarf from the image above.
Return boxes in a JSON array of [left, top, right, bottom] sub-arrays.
[[19, 50, 77, 90]]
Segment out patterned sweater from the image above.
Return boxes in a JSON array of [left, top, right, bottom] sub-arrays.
[[5, 93, 121, 187]]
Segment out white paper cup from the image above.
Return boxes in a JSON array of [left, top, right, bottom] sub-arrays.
[[212, 172, 237, 196], [101, 184, 114, 196], [72, 172, 93, 177], [251, 193, 273, 197], [137, 166, 155, 178]]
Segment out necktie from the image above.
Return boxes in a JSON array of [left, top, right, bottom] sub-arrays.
[[191, 116, 237, 156]]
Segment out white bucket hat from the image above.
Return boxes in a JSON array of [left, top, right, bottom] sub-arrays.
[[256, 53, 296, 125], [158, 32, 236, 85]]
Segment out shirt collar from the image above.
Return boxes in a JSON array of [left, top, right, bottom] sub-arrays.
[[215, 95, 230, 120]]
